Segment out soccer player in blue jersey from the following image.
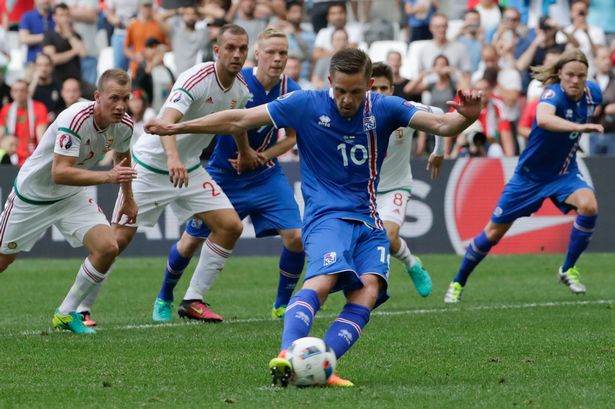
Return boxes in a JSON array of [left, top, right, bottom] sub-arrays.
[[152, 28, 305, 322], [445, 49, 605, 303], [145, 48, 482, 386]]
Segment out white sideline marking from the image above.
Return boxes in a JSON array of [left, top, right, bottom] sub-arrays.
[[5, 299, 615, 338]]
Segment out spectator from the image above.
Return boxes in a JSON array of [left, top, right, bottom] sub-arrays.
[[277, 1, 316, 81], [30, 52, 61, 122], [232, 0, 268, 61], [42, 3, 87, 85], [310, 0, 345, 34], [517, 97, 539, 143], [0, 80, 48, 166], [312, 3, 362, 61], [490, 7, 534, 58], [127, 88, 156, 147], [63, 0, 99, 85], [556, 0, 605, 76], [1, 0, 34, 30], [311, 28, 349, 89], [165, 5, 208, 75], [124, 0, 169, 78], [386, 50, 419, 101], [0, 135, 18, 165], [104, 0, 139, 71], [198, 0, 231, 21], [515, 17, 571, 74], [405, 54, 459, 114], [284, 54, 314, 89], [134, 37, 175, 112], [403, 0, 437, 43], [474, 0, 501, 35], [55, 77, 83, 113], [457, 8, 483, 72], [18, 0, 54, 67], [416, 13, 471, 85], [590, 46, 615, 155], [202, 17, 227, 62]]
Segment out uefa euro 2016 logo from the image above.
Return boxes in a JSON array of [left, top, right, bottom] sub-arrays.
[[59, 134, 72, 150]]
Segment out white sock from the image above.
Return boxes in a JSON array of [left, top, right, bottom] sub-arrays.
[[77, 265, 113, 313], [393, 239, 416, 269], [58, 258, 106, 314], [183, 239, 231, 301]]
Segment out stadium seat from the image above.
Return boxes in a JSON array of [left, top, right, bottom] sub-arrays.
[[367, 40, 408, 63], [6, 47, 26, 84], [400, 40, 431, 80], [97, 47, 114, 80], [163, 51, 177, 77]]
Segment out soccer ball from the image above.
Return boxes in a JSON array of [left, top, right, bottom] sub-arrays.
[[287, 337, 336, 387]]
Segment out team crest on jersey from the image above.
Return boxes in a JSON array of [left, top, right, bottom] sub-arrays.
[[59, 134, 72, 150], [318, 115, 331, 127], [542, 89, 556, 99], [323, 251, 337, 266], [363, 115, 376, 132], [171, 92, 183, 103], [565, 109, 574, 120], [104, 135, 114, 151], [206, 96, 214, 104]]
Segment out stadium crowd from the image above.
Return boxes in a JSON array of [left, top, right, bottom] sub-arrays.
[[0, 0, 614, 167]]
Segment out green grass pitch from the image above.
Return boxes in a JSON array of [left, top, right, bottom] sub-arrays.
[[0, 253, 614, 408]]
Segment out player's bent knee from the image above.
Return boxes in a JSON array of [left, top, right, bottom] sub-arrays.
[[578, 202, 598, 216], [94, 240, 120, 261], [178, 234, 202, 256], [283, 233, 303, 252]]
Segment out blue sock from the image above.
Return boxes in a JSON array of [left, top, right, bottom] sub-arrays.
[[453, 231, 496, 286], [157, 243, 192, 302], [281, 289, 320, 351], [323, 303, 370, 360], [562, 214, 597, 271], [275, 248, 305, 308]]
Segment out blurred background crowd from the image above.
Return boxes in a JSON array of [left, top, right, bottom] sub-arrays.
[[0, 0, 614, 167]]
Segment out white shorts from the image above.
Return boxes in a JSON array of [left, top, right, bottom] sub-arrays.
[[0, 189, 109, 254], [376, 190, 411, 227], [114, 164, 233, 227]]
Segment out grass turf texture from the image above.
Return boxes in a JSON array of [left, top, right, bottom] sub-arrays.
[[1, 254, 614, 408]]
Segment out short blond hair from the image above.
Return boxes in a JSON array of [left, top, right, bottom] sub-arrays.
[[257, 27, 287, 48], [97, 69, 131, 91]]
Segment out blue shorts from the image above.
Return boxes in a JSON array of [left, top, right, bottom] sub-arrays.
[[304, 218, 390, 305], [186, 166, 302, 238], [491, 171, 593, 224]]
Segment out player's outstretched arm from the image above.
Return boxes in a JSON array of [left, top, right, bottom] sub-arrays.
[[145, 105, 273, 137], [260, 128, 297, 161], [52, 155, 137, 186], [113, 150, 138, 224], [409, 89, 482, 136], [535, 103, 604, 134]]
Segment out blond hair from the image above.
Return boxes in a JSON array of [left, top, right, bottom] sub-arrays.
[[531, 48, 588, 86], [257, 27, 287, 48], [98, 69, 131, 91]]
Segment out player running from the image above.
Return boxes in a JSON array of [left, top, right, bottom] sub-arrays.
[[145, 48, 482, 386], [76, 24, 259, 325], [0, 69, 136, 334], [152, 28, 305, 322], [370, 62, 445, 297], [444, 49, 604, 303]]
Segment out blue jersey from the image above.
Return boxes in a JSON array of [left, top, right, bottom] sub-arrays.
[[207, 67, 301, 177], [266, 89, 418, 235], [517, 81, 602, 182]]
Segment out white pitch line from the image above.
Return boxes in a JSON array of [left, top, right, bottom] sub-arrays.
[[4, 299, 614, 338]]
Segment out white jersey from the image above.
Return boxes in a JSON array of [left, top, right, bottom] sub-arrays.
[[15, 101, 133, 204], [378, 127, 415, 193], [378, 104, 444, 193], [132, 62, 251, 173]]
